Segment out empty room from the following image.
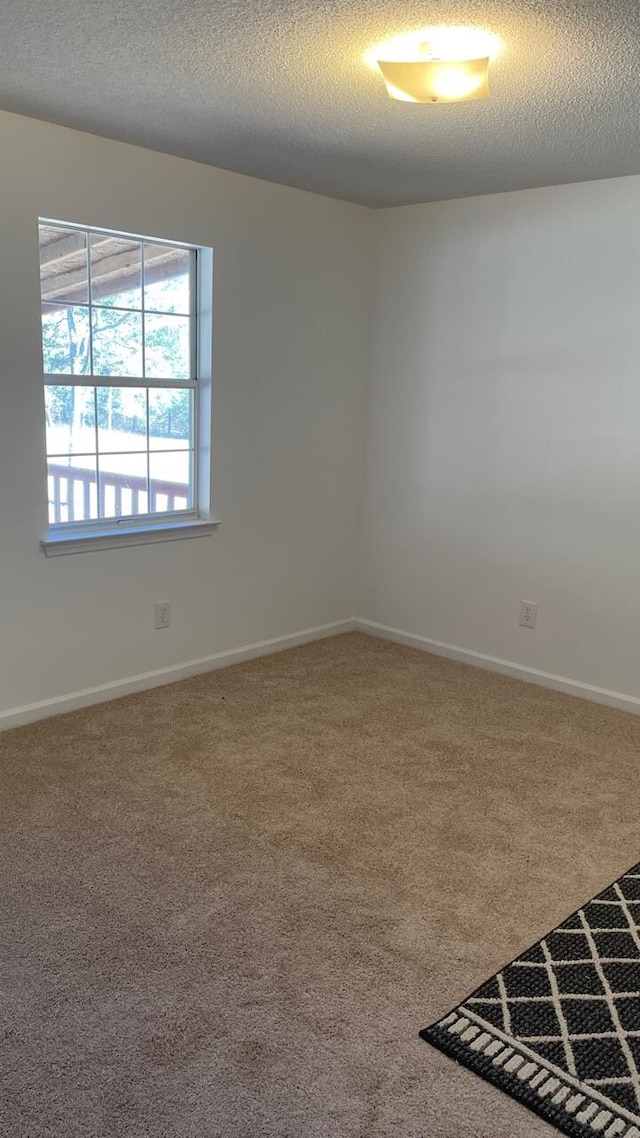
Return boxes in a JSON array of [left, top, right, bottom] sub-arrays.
[[2, 3, 640, 1136]]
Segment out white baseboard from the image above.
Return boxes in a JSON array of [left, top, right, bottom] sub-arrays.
[[355, 617, 640, 717], [0, 619, 355, 732], [7, 615, 637, 731]]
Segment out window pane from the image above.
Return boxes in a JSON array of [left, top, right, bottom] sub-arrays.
[[48, 456, 98, 524], [41, 304, 90, 375], [144, 244, 191, 314], [92, 309, 143, 377], [40, 222, 202, 534], [99, 453, 148, 519], [148, 388, 192, 449], [97, 387, 147, 452], [91, 234, 142, 309], [144, 313, 191, 380], [149, 451, 192, 512], [45, 385, 96, 454], [39, 225, 89, 306]]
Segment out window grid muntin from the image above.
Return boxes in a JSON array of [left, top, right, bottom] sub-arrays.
[[42, 301, 192, 320], [40, 220, 199, 529], [44, 384, 196, 527]]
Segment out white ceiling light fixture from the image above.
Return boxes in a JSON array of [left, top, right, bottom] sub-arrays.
[[373, 27, 498, 104]]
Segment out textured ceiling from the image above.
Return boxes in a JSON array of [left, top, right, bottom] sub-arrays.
[[2, 0, 640, 207]]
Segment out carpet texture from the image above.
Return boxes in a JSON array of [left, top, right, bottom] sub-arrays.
[[421, 862, 640, 1138], [2, 632, 640, 1137]]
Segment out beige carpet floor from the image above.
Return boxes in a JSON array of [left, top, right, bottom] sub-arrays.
[[2, 632, 640, 1137]]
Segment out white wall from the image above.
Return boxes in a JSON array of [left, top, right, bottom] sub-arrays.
[[5, 111, 640, 724], [358, 176, 640, 704], [0, 111, 372, 722]]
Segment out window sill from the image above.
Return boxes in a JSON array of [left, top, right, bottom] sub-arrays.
[[41, 518, 220, 557]]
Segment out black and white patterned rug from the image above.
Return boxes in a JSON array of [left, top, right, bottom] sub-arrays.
[[421, 862, 640, 1138]]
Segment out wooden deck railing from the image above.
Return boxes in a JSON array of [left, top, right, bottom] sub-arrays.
[[47, 462, 189, 522]]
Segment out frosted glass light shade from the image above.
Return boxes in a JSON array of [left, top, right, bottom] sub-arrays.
[[377, 56, 490, 103]]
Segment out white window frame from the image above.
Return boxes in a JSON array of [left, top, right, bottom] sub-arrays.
[[38, 219, 218, 556]]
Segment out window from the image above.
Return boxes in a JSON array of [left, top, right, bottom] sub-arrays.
[[38, 220, 215, 554]]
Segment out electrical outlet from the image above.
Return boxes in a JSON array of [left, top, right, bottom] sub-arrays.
[[154, 601, 171, 630], [519, 600, 538, 630]]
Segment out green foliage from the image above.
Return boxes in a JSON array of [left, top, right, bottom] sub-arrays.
[[42, 278, 192, 444]]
